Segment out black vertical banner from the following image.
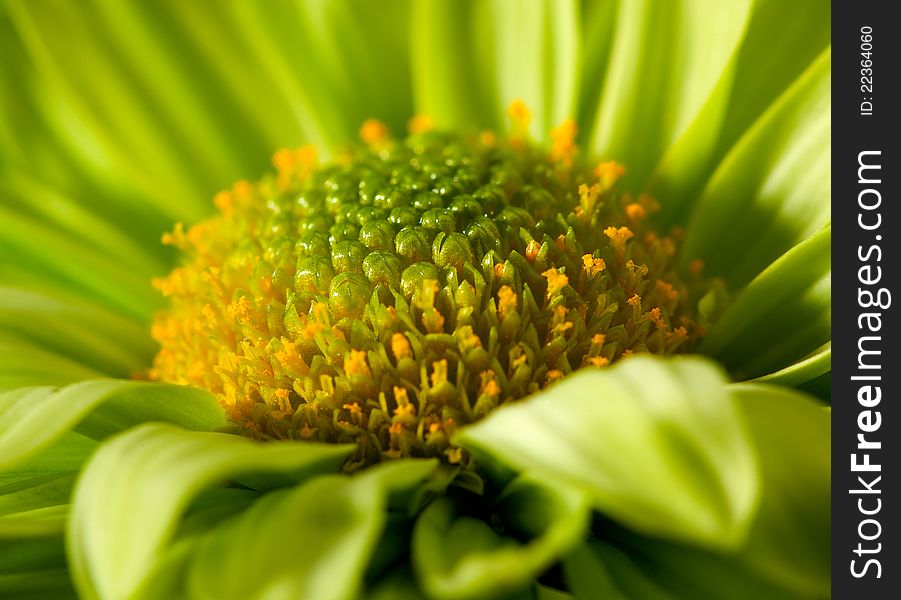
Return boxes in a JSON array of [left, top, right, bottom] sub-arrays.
[[832, 1, 900, 598]]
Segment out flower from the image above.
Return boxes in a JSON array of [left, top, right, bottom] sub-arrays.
[[0, 2, 830, 599]]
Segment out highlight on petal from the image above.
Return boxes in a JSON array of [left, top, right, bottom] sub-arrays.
[[181, 460, 437, 600], [456, 356, 759, 549], [0, 380, 225, 472], [681, 48, 831, 288], [67, 424, 353, 600], [702, 225, 830, 382], [562, 381, 829, 600], [587, 0, 753, 188], [649, 0, 831, 223]]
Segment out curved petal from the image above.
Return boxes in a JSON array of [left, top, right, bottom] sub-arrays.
[[729, 384, 830, 596], [456, 356, 758, 549], [412, 0, 579, 136], [649, 0, 831, 223], [681, 48, 830, 288], [563, 382, 829, 599], [413, 475, 589, 600], [587, 0, 753, 187], [173, 460, 436, 600], [0, 380, 225, 471], [0, 287, 155, 378], [67, 423, 353, 600], [702, 226, 830, 381]]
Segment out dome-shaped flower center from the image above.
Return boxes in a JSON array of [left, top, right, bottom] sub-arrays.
[[151, 117, 709, 469]]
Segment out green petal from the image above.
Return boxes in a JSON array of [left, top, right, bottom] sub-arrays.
[[0, 205, 161, 320], [0, 380, 225, 471], [413, 475, 590, 600], [0, 342, 102, 391], [0, 536, 75, 600], [564, 382, 829, 599], [729, 384, 830, 596], [751, 342, 831, 390], [0, 431, 97, 538], [456, 356, 758, 548], [564, 537, 801, 600], [177, 460, 436, 600], [68, 423, 352, 600], [649, 0, 831, 224], [486, 0, 579, 136], [587, 0, 753, 187], [411, 0, 499, 131], [702, 226, 830, 380], [681, 48, 830, 287], [0, 286, 155, 378], [235, 0, 414, 145]]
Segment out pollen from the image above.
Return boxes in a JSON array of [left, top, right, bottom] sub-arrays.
[[360, 118, 390, 149], [151, 122, 710, 470], [595, 161, 625, 191], [497, 286, 518, 319], [542, 268, 569, 298], [345, 350, 371, 377], [582, 254, 607, 276], [408, 114, 433, 134], [550, 119, 577, 166], [507, 99, 531, 131]]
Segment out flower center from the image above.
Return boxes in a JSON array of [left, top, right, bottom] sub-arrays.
[[151, 115, 708, 469]]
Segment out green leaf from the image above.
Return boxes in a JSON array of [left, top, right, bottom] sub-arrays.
[[730, 384, 830, 596], [587, 0, 753, 187], [0, 380, 226, 471], [413, 473, 589, 600], [234, 0, 414, 146], [456, 356, 758, 548], [67, 423, 353, 600], [174, 460, 436, 600], [681, 49, 830, 288], [702, 226, 830, 380]]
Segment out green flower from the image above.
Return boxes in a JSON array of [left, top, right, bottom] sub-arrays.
[[0, 1, 830, 599]]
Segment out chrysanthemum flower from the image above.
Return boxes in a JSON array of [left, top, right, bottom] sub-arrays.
[[0, 1, 830, 599]]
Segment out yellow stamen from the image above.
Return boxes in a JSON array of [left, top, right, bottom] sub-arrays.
[[391, 333, 413, 361], [345, 350, 372, 377], [507, 100, 531, 134], [581, 254, 607, 276], [360, 119, 390, 149], [408, 114, 433, 134], [595, 161, 625, 191], [604, 226, 634, 248], [542, 268, 569, 298], [578, 183, 601, 218], [525, 240, 541, 263], [497, 285, 518, 319], [625, 203, 647, 221], [550, 119, 577, 166], [430, 359, 448, 386]]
